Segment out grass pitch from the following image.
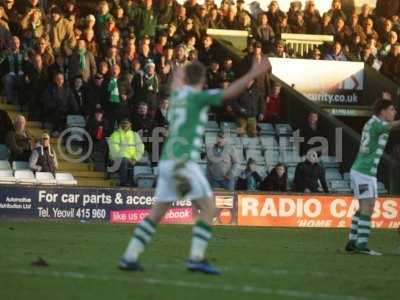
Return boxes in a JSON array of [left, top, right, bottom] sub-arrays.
[[0, 220, 399, 300]]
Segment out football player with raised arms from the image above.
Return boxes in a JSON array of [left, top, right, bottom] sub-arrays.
[[118, 57, 271, 274]]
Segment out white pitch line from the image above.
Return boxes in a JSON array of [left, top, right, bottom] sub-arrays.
[[6, 269, 373, 300], [4, 257, 397, 281]]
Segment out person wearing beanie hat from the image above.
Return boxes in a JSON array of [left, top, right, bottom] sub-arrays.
[[29, 133, 58, 174]]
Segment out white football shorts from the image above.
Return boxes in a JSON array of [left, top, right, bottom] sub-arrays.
[[154, 160, 213, 203], [350, 169, 378, 200]]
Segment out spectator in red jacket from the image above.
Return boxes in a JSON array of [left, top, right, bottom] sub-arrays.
[[264, 83, 282, 123]]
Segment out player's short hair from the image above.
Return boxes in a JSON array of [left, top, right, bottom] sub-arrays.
[[185, 61, 206, 86], [373, 98, 394, 116]]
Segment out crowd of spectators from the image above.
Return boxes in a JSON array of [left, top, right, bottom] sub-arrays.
[[1, 0, 376, 192]]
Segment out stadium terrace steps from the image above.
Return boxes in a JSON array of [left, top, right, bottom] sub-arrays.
[[0, 101, 115, 187]]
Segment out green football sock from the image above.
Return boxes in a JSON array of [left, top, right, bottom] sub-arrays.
[[356, 214, 371, 250], [348, 210, 361, 241]]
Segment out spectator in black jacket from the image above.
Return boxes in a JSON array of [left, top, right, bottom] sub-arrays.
[[260, 163, 287, 192], [131, 101, 154, 154], [1, 36, 27, 104], [293, 151, 329, 194], [86, 107, 111, 165], [42, 72, 79, 135], [85, 73, 106, 116], [72, 76, 89, 115], [0, 108, 14, 144], [233, 80, 264, 137], [23, 53, 48, 120], [198, 35, 216, 66], [299, 111, 324, 157]]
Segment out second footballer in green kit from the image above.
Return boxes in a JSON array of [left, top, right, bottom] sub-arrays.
[[346, 99, 400, 256]]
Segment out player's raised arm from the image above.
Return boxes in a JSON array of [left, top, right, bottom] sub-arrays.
[[170, 66, 185, 93], [222, 56, 271, 101]]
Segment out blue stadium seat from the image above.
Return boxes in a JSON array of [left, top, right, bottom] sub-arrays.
[[12, 161, 30, 170], [0, 160, 11, 170], [0, 144, 9, 160]]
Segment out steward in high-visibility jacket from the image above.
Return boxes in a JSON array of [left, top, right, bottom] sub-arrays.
[[109, 126, 145, 162]]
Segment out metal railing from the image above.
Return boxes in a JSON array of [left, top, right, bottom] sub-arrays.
[[281, 33, 334, 57]]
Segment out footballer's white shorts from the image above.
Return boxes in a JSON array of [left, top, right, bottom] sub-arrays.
[[154, 160, 213, 203], [350, 169, 378, 200]]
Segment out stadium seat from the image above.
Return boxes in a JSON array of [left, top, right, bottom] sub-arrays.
[[66, 115, 87, 142], [12, 161, 30, 170], [275, 124, 293, 136], [280, 151, 302, 165], [241, 137, 261, 149], [325, 168, 343, 180], [220, 122, 237, 132], [377, 182, 388, 194], [153, 166, 159, 176], [0, 160, 11, 170], [264, 150, 280, 165], [255, 163, 268, 179], [287, 166, 296, 182], [329, 180, 351, 193], [258, 123, 275, 135], [205, 132, 218, 146], [205, 121, 220, 132], [245, 149, 264, 164], [35, 172, 57, 185], [260, 136, 279, 150], [134, 165, 153, 177], [278, 136, 296, 151], [136, 174, 155, 188], [343, 172, 350, 181], [0, 170, 16, 184], [138, 151, 151, 165], [14, 170, 37, 184], [67, 115, 86, 127], [0, 144, 9, 160], [320, 156, 340, 168], [55, 173, 78, 186]]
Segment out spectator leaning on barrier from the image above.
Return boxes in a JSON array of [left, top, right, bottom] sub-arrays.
[[29, 132, 58, 174], [109, 118, 144, 187], [260, 162, 287, 192], [206, 131, 239, 192], [5, 115, 34, 162], [293, 151, 329, 194]]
